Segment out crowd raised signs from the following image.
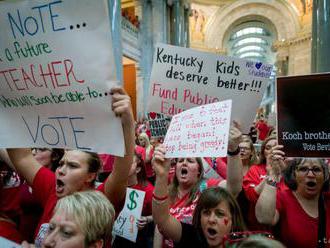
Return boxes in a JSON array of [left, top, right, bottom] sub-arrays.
[[164, 100, 232, 158], [147, 112, 171, 138], [147, 43, 273, 133], [113, 188, 145, 242], [277, 73, 330, 157], [0, 0, 124, 155]]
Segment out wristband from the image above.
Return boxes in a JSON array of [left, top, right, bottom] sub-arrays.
[[266, 176, 277, 187], [227, 147, 240, 156], [152, 193, 168, 201]]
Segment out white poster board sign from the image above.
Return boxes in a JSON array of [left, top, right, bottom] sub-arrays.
[[147, 43, 273, 133], [113, 188, 146, 243], [164, 100, 232, 158], [0, 0, 124, 155]]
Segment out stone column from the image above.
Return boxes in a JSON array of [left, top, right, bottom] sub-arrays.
[[108, 0, 123, 82], [311, 0, 330, 72], [172, 0, 185, 46], [140, 0, 153, 113]]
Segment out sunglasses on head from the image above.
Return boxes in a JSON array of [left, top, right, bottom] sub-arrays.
[[222, 231, 274, 247]]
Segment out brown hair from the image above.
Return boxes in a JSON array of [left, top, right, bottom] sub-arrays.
[[258, 136, 276, 165], [192, 187, 246, 241], [84, 151, 102, 186], [169, 157, 204, 205]]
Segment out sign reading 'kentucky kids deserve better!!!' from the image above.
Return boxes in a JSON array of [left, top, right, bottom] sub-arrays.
[[147, 43, 273, 133], [0, 0, 125, 155]]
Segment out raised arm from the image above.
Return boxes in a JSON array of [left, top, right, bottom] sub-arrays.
[[152, 144, 182, 243], [103, 87, 135, 207], [6, 148, 41, 186], [255, 145, 285, 225], [220, 123, 243, 197]]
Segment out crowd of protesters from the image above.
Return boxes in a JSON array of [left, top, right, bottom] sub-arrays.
[[1, 90, 329, 248]]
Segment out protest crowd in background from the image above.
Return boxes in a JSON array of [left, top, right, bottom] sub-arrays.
[[2, 107, 330, 248], [1, 1, 330, 248]]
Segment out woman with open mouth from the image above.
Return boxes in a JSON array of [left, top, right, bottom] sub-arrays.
[[6, 87, 135, 247], [256, 150, 330, 248], [152, 125, 244, 248]]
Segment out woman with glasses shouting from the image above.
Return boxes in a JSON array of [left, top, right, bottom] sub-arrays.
[[256, 147, 330, 248]]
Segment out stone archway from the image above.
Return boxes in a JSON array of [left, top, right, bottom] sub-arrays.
[[205, 0, 300, 51]]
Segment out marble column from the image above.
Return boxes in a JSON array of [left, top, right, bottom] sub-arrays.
[[108, 0, 123, 82], [172, 0, 185, 46], [140, 0, 153, 113], [311, 0, 330, 72]]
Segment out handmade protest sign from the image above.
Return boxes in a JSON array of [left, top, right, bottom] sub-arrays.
[[147, 112, 171, 138], [277, 73, 330, 157], [163, 100, 232, 158], [147, 43, 273, 133], [0, 0, 124, 155], [113, 188, 146, 242]]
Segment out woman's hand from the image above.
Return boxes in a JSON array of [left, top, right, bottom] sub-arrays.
[[227, 121, 242, 153], [267, 145, 286, 180], [111, 87, 134, 125], [152, 144, 170, 178]]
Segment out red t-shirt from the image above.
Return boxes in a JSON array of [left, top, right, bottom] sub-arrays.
[[243, 164, 287, 231], [255, 121, 269, 141], [131, 182, 154, 216], [98, 154, 115, 172], [163, 178, 221, 248], [277, 189, 330, 248], [0, 220, 22, 244], [0, 171, 23, 221], [144, 148, 154, 178], [32, 167, 106, 247]]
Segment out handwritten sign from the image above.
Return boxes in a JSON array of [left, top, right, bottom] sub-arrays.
[[147, 112, 171, 138], [147, 43, 273, 133], [164, 100, 232, 158], [113, 188, 146, 242], [277, 73, 330, 157], [0, 0, 124, 155]]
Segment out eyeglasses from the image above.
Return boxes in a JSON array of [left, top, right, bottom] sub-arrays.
[[296, 166, 323, 176], [239, 146, 251, 151], [222, 231, 274, 246]]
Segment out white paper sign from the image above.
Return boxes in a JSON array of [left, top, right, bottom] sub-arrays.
[[164, 100, 232, 158], [0, 0, 124, 155], [147, 43, 273, 133], [112, 188, 146, 243]]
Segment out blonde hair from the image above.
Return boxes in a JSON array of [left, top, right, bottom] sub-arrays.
[[138, 132, 153, 156], [54, 191, 115, 246]]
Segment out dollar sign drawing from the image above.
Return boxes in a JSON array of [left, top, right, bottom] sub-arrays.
[[127, 190, 138, 210]]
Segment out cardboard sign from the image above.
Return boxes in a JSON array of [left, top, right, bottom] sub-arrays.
[[0, 0, 124, 155], [147, 112, 171, 138], [164, 100, 232, 158], [113, 188, 146, 242], [277, 73, 330, 157], [147, 43, 273, 133]]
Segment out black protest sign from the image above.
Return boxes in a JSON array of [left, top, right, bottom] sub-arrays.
[[277, 73, 330, 157], [147, 112, 171, 138]]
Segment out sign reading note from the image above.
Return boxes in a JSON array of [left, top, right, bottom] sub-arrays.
[[0, 0, 124, 155], [164, 100, 232, 158], [113, 188, 146, 242], [147, 43, 273, 133]]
